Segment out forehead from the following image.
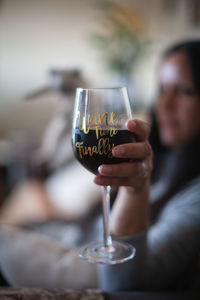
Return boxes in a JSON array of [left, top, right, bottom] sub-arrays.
[[159, 52, 192, 84]]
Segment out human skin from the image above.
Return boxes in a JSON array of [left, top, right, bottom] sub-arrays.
[[94, 51, 200, 237], [155, 52, 200, 149], [94, 119, 152, 235]]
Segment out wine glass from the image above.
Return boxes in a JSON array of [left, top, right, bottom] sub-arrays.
[[71, 87, 136, 264]]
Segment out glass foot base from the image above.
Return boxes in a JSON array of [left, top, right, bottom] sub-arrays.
[[79, 240, 136, 264]]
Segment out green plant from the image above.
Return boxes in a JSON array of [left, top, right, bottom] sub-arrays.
[[91, 0, 148, 78]]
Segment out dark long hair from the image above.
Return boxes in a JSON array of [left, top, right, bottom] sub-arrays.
[[163, 40, 200, 97], [149, 40, 200, 221]]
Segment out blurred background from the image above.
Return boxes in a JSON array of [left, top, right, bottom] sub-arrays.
[[0, 0, 200, 229]]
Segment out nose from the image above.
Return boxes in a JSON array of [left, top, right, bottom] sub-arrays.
[[159, 89, 176, 111]]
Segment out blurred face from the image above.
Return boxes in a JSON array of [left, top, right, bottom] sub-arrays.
[[155, 52, 200, 149]]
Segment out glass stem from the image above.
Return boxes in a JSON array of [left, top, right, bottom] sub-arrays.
[[102, 185, 113, 248]]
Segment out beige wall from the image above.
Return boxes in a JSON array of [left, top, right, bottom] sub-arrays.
[[0, 0, 199, 138]]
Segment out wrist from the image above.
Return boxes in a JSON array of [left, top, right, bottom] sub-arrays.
[[125, 179, 150, 197], [110, 184, 150, 236]]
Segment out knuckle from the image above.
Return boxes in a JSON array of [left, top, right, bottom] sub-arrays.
[[135, 162, 142, 174], [145, 159, 153, 175], [131, 162, 142, 178], [145, 124, 151, 137], [144, 142, 152, 156], [149, 161, 153, 173], [146, 164, 152, 175], [140, 120, 151, 135]]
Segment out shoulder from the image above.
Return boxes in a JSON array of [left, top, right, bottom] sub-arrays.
[[157, 176, 200, 229], [176, 176, 200, 200], [147, 177, 200, 268], [163, 176, 200, 211]]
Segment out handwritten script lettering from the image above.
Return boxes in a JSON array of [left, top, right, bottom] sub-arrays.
[[78, 111, 117, 136], [76, 138, 114, 159], [75, 111, 119, 159]]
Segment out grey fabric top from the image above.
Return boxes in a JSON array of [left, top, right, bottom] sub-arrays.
[[0, 177, 199, 291], [98, 176, 200, 291]]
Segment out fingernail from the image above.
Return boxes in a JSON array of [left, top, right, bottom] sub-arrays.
[[98, 165, 112, 174], [129, 120, 136, 130], [112, 146, 125, 156], [126, 120, 136, 130]]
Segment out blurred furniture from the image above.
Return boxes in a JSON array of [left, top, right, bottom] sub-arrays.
[[0, 288, 199, 300], [0, 288, 104, 299], [106, 291, 200, 300]]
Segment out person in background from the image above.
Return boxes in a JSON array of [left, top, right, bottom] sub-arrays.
[[0, 40, 200, 291], [97, 39, 200, 290]]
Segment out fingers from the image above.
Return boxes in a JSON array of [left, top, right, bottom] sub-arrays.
[[112, 119, 152, 160], [93, 118, 152, 189], [98, 160, 152, 178], [112, 141, 152, 160], [94, 175, 133, 187], [94, 159, 152, 186], [94, 173, 147, 187], [126, 119, 151, 142], [98, 162, 141, 177]]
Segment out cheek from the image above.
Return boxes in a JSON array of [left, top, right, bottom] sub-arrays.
[[155, 100, 200, 147], [176, 101, 200, 143]]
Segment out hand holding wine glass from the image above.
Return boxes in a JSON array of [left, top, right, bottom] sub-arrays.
[[95, 118, 152, 238], [72, 87, 138, 264], [95, 118, 152, 192]]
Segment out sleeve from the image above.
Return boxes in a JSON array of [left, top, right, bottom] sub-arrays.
[[97, 179, 200, 291]]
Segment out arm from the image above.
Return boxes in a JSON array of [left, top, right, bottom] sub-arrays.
[[94, 119, 153, 290], [98, 180, 200, 291], [110, 186, 149, 236], [94, 119, 152, 237], [94, 120, 200, 290]]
